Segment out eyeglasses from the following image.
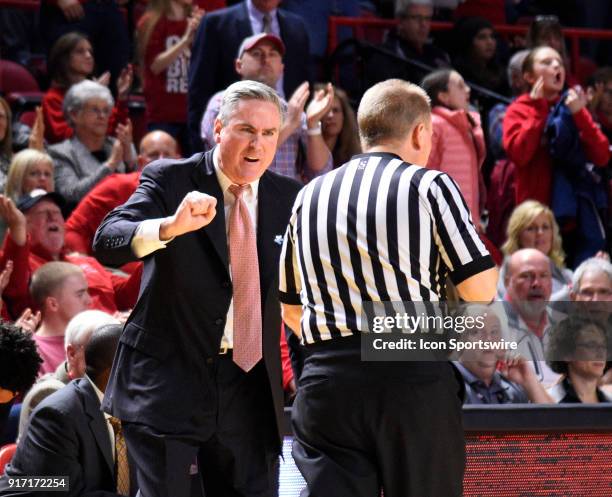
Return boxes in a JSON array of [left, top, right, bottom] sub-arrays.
[[534, 15, 560, 24], [403, 14, 432, 23], [575, 288, 612, 299], [575, 341, 607, 353], [83, 106, 112, 117]]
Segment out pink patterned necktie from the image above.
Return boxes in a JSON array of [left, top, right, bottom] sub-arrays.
[[228, 184, 262, 371]]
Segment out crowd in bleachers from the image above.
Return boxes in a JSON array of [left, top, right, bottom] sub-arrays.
[[1, 0, 612, 493]]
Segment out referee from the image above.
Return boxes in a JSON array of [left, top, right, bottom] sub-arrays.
[[279, 79, 498, 497]]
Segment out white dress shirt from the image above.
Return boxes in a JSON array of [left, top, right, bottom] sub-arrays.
[[131, 147, 259, 348]]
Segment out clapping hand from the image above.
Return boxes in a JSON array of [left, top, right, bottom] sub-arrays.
[[15, 308, 42, 334], [306, 82, 334, 129], [184, 7, 205, 45], [28, 106, 45, 151], [117, 65, 133, 100], [0, 195, 27, 246], [530, 76, 544, 100], [565, 86, 588, 114]]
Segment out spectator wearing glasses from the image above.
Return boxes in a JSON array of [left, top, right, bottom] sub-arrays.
[[368, 0, 450, 86], [453, 304, 552, 404], [43, 32, 133, 145], [48, 80, 137, 212], [0, 189, 141, 319], [546, 316, 611, 403], [64, 130, 179, 260], [570, 257, 612, 386]]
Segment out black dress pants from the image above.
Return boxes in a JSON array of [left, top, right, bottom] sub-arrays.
[[123, 358, 280, 497], [292, 344, 465, 497]]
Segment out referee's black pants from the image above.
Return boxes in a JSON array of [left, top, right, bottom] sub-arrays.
[[291, 341, 465, 497]]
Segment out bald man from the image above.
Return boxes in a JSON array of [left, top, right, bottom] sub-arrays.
[[503, 248, 561, 386], [64, 131, 180, 258]]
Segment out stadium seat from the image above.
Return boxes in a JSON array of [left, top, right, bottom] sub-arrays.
[[0, 59, 43, 116], [0, 443, 17, 475]]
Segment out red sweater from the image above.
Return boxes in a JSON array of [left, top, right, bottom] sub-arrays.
[[65, 172, 140, 256], [0, 234, 141, 317], [502, 94, 610, 206], [42, 86, 129, 145]]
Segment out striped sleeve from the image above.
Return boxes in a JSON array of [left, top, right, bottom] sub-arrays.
[[428, 173, 494, 285], [279, 195, 303, 305]]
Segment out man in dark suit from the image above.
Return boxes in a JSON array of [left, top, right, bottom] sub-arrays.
[[187, 0, 311, 152], [0, 323, 136, 497], [93, 80, 302, 497]]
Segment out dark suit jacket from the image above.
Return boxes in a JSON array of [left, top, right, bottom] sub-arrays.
[[0, 378, 136, 497], [92, 150, 301, 448], [187, 1, 311, 152]]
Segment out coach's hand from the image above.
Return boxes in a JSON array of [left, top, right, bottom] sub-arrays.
[[160, 191, 217, 240]]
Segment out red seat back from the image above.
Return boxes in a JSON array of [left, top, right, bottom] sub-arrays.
[[0, 443, 17, 475], [0, 59, 39, 94]]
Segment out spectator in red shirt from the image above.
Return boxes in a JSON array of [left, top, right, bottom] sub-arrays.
[[64, 130, 179, 259], [0, 189, 141, 318], [42, 32, 132, 145], [502, 46, 610, 206], [29, 261, 92, 375], [137, 0, 204, 154]]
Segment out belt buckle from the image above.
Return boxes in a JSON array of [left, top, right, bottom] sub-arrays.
[[219, 344, 230, 355]]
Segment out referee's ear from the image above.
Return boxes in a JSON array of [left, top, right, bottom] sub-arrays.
[[411, 116, 433, 165]]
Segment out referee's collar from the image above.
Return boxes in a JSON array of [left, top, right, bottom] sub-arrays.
[[353, 152, 404, 162]]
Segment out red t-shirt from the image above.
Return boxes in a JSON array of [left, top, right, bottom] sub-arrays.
[[139, 14, 189, 124]]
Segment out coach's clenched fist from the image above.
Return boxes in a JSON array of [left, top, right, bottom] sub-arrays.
[[159, 191, 217, 240]]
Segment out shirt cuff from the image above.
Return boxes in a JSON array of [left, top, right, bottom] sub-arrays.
[[279, 291, 302, 305], [131, 218, 174, 258], [449, 255, 496, 286]]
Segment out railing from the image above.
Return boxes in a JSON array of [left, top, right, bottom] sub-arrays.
[[328, 16, 612, 74]]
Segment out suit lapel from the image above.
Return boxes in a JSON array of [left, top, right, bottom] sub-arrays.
[[257, 173, 284, 298], [237, 2, 254, 37], [191, 151, 229, 272], [78, 379, 114, 476]]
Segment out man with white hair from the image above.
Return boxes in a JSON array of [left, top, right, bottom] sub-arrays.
[[48, 80, 136, 209], [570, 257, 612, 384], [17, 309, 119, 438]]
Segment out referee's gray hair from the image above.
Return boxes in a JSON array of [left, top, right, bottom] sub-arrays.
[[358, 79, 431, 148], [63, 80, 114, 128], [572, 257, 612, 294], [217, 80, 284, 126]]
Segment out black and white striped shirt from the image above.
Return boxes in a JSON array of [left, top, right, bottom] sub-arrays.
[[279, 152, 494, 344]]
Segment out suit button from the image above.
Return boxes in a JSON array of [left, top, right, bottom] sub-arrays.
[[221, 281, 230, 288], [215, 318, 224, 326]]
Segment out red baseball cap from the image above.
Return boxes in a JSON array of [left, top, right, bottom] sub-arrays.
[[237, 33, 286, 59]]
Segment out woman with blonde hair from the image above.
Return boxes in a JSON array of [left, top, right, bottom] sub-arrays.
[[5, 149, 55, 202], [499, 200, 572, 302]]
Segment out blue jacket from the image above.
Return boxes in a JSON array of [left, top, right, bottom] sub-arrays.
[[546, 93, 607, 266]]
